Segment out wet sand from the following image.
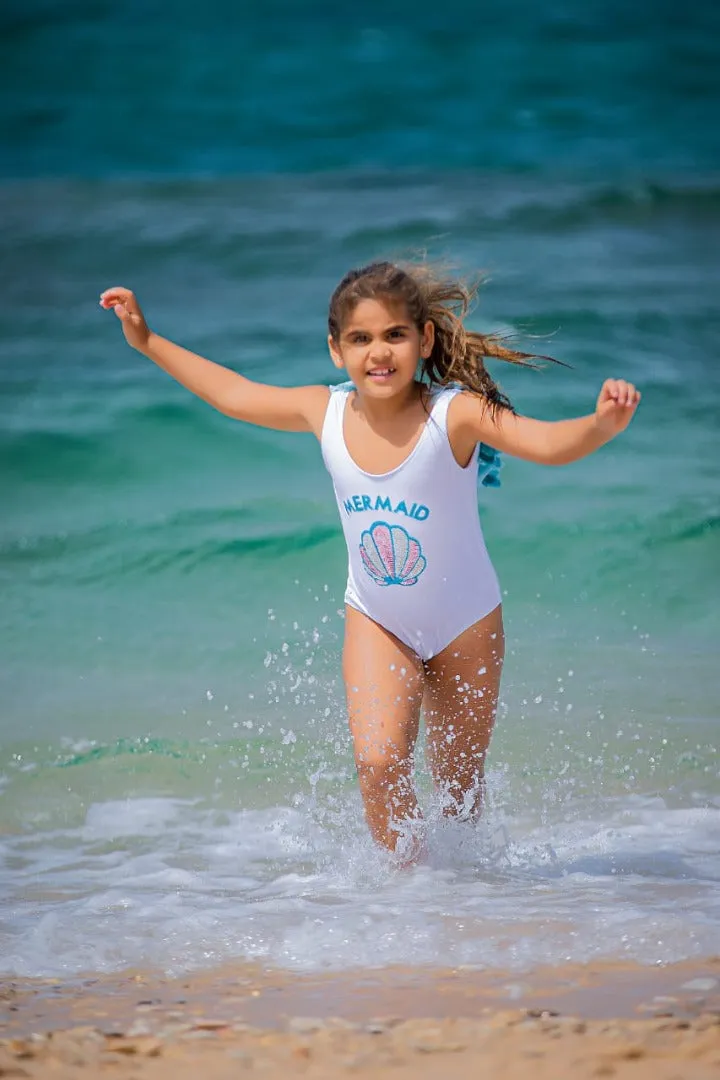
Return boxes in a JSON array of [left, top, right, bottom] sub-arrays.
[[2, 958, 719, 1078]]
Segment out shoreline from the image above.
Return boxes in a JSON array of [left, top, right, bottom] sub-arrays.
[[2, 958, 719, 1078]]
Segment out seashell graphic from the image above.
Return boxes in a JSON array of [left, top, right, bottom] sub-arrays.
[[359, 521, 427, 587]]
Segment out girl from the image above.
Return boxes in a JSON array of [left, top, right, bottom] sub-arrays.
[[100, 261, 640, 861]]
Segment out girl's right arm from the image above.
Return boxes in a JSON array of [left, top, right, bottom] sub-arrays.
[[99, 287, 329, 436]]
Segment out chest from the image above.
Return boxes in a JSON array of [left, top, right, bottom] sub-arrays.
[[342, 401, 429, 475]]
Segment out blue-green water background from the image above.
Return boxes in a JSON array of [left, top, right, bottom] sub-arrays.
[[0, 0, 718, 976]]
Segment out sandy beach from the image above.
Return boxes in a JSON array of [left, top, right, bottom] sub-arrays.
[[2, 958, 719, 1079]]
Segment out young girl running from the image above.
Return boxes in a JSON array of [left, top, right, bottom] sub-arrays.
[[100, 261, 640, 860]]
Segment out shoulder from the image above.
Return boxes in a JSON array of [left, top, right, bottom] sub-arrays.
[[299, 384, 332, 437], [447, 388, 492, 433], [447, 388, 515, 430], [446, 389, 511, 461]]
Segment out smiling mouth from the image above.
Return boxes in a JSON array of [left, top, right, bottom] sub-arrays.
[[367, 368, 395, 378]]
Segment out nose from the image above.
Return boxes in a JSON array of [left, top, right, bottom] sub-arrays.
[[368, 341, 392, 361]]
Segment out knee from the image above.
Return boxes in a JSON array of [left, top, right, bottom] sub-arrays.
[[355, 753, 410, 798], [355, 756, 394, 789]]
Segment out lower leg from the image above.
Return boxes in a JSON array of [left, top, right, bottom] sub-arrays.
[[354, 753, 419, 850], [343, 606, 424, 852], [423, 604, 504, 819]]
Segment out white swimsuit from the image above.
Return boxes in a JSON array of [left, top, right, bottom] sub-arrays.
[[321, 385, 502, 660]]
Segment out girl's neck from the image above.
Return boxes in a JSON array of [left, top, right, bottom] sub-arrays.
[[353, 380, 425, 425]]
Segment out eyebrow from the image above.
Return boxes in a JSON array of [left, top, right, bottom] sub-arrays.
[[343, 323, 412, 336]]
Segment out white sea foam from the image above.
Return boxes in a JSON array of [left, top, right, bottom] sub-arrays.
[[1, 788, 718, 978]]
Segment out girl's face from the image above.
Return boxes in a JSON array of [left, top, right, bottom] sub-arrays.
[[328, 297, 434, 397]]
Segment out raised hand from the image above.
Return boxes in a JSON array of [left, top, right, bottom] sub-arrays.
[[99, 287, 151, 353], [595, 378, 641, 439]]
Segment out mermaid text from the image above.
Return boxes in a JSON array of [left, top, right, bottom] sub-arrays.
[[342, 494, 430, 521]]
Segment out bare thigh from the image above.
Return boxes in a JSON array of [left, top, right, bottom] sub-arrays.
[[423, 604, 504, 817], [343, 605, 425, 850]]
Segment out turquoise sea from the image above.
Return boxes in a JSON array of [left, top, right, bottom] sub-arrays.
[[1, 1, 718, 976]]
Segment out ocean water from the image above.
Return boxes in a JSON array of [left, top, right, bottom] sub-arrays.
[[1, 1, 719, 978]]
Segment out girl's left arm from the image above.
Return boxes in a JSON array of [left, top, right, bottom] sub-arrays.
[[452, 379, 641, 465]]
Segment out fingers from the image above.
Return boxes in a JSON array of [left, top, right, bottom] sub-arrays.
[[602, 378, 641, 408], [99, 287, 137, 312]]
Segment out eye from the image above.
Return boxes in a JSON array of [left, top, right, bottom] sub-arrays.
[[388, 328, 407, 340]]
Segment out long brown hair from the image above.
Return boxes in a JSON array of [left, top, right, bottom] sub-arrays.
[[328, 260, 560, 414]]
